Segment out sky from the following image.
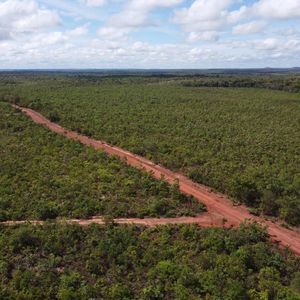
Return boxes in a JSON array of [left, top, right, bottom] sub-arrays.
[[0, 0, 300, 69]]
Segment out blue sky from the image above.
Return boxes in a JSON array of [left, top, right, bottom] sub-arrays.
[[1, 0, 300, 68]]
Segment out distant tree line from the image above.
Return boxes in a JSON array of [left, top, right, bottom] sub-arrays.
[[180, 75, 300, 93]]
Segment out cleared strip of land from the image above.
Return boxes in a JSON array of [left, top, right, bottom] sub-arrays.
[[9, 104, 300, 256], [2, 212, 224, 227]]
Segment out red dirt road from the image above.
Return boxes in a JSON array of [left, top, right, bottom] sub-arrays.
[[12, 105, 300, 256]]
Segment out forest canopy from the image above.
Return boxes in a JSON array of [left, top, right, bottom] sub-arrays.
[[1, 73, 299, 225], [0, 73, 300, 299], [0, 102, 204, 221], [0, 223, 299, 299]]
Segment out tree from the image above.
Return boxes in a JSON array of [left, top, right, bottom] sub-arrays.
[[258, 267, 282, 299], [260, 190, 279, 216]]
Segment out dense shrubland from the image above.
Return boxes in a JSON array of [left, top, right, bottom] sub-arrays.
[[1, 74, 298, 225], [0, 222, 299, 299], [177, 74, 300, 93], [0, 103, 204, 221], [0, 73, 300, 299]]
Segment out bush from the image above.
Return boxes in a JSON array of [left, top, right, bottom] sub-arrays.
[[48, 111, 60, 122]]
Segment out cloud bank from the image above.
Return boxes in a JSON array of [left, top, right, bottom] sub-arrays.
[[0, 0, 299, 68]]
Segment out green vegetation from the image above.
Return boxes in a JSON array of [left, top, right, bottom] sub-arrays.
[[0, 102, 204, 221], [1, 74, 299, 224], [0, 73, 300, 299], [0, 222, 299, 299], [177, 74, 300, 93]]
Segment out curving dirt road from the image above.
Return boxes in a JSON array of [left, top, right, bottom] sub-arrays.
[[11, 105, 300, 256]]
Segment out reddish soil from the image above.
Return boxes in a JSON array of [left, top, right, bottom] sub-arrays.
[[11, 105, 300, 256]]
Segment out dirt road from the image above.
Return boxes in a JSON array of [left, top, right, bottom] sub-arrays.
[[12, 105, 300, 256], [2, 213, 222, 227]]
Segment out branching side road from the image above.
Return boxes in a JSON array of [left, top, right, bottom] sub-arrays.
[[2, 213, 222, 227], [7, 104, 300, 256]]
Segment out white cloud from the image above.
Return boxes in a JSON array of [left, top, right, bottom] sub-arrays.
[[227, 5, 248, 23], [98, 26, 131, 40], [83, 0, 106, 7], [13, 10, 60, 31], [1, 0, 300, 68], [98, 0, 183, 39], [68, 24, 89, 37], [40, 0, 105, 21], [187, 31, 219, 42], [251, 0, 300, 19], [1, 36, 299, 69], [233, 21, 266, 35], [253, 38, 300, 53], [227, 0, 300, 23], [3, 29, 299, 69], [30, 31, 68, 47], [254, 38, 279, 50], [0, 0, 60, 36], [173, 0, 233, 32], [173, 0, 300, 41]]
